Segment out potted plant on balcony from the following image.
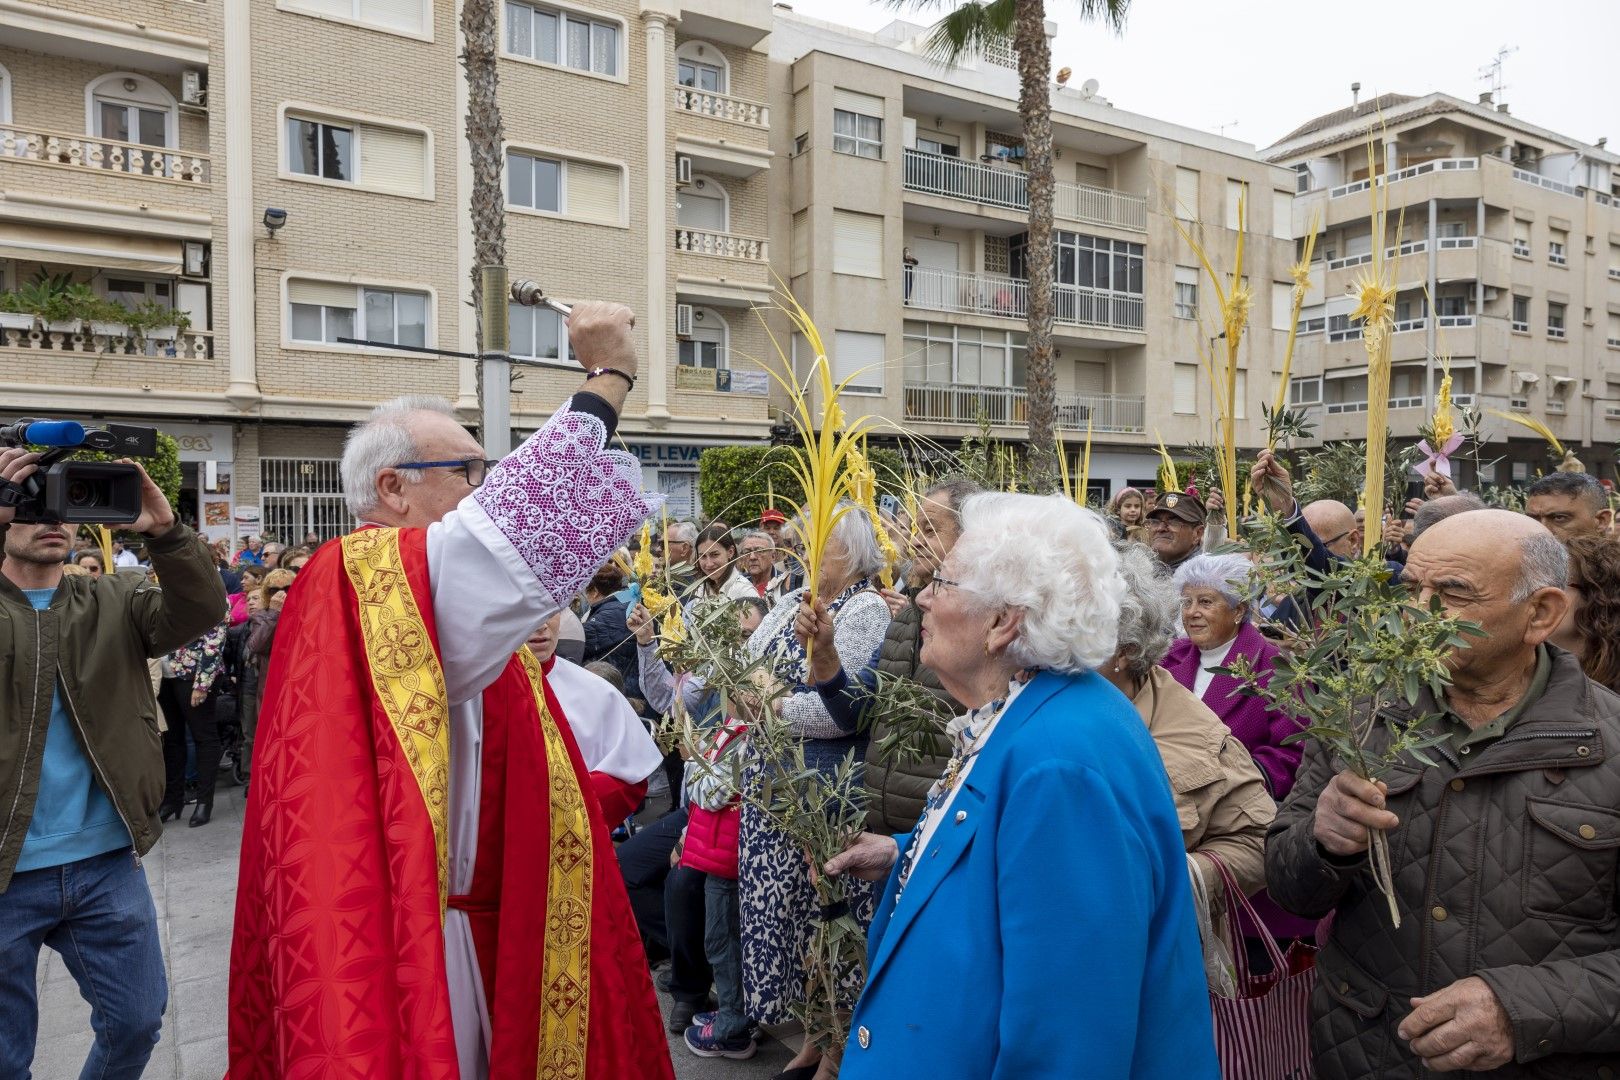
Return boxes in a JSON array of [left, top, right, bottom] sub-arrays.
[[8, 273, 99, 334], [0, 291, 34, 333], [89, 297, 136, 340], [128, 300, 190, 346]]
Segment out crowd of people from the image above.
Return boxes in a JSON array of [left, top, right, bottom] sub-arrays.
[[594, 451, 1620, 1078], [4, 296, 1620, 1080]]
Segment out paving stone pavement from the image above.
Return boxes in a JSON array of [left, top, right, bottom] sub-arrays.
[[27, 785, 796, 1080]]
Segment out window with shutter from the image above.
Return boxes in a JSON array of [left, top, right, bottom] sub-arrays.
[[1225, 179, 1247, 231], [1175, 167, 1199, 221], [1173, 364, 1197, 414], [284, 0, 427, 34], [357, 0, 425, 32], [567, 159, 622, 224], [832, 330, 886, 394], [287, 280, 430, 349], [358, 125, 427, 196], [1174, 266, 1198, 320], [832, 210, 883, 278], [1272, 282, 1294, 331], [832, 89, 883, 158], [1271, 190, 1291, 240]]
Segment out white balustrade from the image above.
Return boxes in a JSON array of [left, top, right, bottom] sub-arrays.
[[903, 148, 1147, 231], [0, 321, 212, 360], [673, 87, 770, 128], [0, 124, 210, 183], [906, 266, 1144, 332], [673, 227, 769, 261]]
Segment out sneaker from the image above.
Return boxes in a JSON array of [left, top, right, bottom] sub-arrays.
[[692, 1012, 759, 1042], [684, 1021, 757, 1060]]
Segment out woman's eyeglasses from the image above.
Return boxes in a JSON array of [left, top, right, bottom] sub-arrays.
[[392, 458, 501, 488]]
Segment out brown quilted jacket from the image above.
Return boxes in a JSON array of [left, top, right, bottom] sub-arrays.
[[1267, 647, 1620, 1079], [862, 600, 961, 834]]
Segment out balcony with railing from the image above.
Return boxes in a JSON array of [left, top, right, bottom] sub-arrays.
[[1328, 157, 1478, 199], [673, 87, 770, 129], [904, 381, 1146, 433], [0, 320, 213, 361], [902, 149, 1147, 231], [1512, 168, 1579, 197], [673, 227, 769, 261], [906, 266, 1144, 332], [1, 125, 210, 185]]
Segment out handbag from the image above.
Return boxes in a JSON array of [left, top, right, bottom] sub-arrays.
[[1205, 852, 1317, 1080]]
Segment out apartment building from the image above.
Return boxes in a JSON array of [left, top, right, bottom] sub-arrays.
[[1265, 91, 1620, 485], [0, 0, 777, 540], [766, 10, 1298, 496]]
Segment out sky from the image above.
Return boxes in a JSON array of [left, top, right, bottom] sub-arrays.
[[793, 0, 1617, 151]]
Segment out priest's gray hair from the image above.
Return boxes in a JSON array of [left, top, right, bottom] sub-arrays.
[[1113, 543, 1182, 681], [342, 394, 458, 520], [1172, 553, 1253, 613], [950, 494, 1124, 673]]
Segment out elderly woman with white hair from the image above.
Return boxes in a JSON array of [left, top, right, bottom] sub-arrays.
[[736, 502, 893, 1080], [825, 494, 1217, 1080], [1165, 553, 1302, 799]]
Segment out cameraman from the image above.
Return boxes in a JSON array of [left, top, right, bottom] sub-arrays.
[[0, 447, 227, 1077]]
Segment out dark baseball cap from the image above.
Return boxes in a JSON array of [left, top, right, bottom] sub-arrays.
[[1147, 491, 1205, 525]]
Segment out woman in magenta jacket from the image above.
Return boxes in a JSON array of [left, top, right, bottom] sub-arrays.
[[1165, 551, 1313, 951]]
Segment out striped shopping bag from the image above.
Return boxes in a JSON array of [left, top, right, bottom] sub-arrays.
[[1206, 854, 1316, 1080]]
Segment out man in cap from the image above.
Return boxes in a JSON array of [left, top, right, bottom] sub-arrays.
[[1146, 490, 1206, 572]]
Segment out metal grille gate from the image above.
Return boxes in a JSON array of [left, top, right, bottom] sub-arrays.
[[259, 458, 349, 542]]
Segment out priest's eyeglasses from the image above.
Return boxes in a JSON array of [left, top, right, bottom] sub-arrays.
[[393, 458, 501, 488]]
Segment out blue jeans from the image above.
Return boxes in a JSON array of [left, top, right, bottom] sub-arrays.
[[703, 874, 748, 1040], [0, 847, 167, 1079]]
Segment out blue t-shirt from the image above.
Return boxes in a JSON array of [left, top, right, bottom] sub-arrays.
[[15, 588, 132, 871]]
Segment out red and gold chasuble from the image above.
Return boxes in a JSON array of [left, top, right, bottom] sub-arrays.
[[227, 528, 671, 1080]]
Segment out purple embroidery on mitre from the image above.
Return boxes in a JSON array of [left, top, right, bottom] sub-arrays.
[[474, 404, 661, 601]]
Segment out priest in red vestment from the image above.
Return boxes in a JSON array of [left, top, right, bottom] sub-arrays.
[[227, 303, 675, 1080]]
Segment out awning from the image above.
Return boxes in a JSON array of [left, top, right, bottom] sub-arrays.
[[1513, 370, 1540, 386], [0, 223, 183, 274]]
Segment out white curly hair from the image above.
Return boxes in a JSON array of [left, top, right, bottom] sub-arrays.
[[950, 493, 1124, 673]]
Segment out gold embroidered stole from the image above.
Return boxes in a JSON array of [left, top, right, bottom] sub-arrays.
[[342, 529, 451, 917], [517, 647, 594, 1079]]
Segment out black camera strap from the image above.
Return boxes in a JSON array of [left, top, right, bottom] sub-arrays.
[[0, 479, 27, 508]]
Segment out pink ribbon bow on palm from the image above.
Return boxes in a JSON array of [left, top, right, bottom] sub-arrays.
[[1417, 433, 1465, 480]]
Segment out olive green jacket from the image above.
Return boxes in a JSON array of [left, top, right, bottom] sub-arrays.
[[0, 523, 227, 891]]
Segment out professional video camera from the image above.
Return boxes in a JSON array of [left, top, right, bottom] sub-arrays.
[[0, 418, 158, 524]]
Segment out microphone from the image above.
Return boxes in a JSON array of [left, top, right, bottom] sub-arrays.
[[23, 420, 85, 447], [0, 419, 85, 448]]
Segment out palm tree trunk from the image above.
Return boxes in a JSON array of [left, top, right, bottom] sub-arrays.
[[461, 0, 506, 364], [1014, 0, 1058, 492]]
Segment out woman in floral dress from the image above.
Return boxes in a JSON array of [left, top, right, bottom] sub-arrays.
[[739, 506, 893, 1080]]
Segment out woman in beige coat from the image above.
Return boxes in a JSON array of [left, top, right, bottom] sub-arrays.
[[1099, 543, 1275, 898]]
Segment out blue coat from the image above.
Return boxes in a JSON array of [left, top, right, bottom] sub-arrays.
[[840, 670, 1219, 1080]]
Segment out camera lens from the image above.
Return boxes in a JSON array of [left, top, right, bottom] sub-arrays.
[[66, 479, 105, 507]]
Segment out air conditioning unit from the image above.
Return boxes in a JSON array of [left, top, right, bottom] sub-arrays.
[[676, 155, 693, 186], [1606, 405, 1620, 420], [675, 303, 694, 338], [181, 69, 206, 107]]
